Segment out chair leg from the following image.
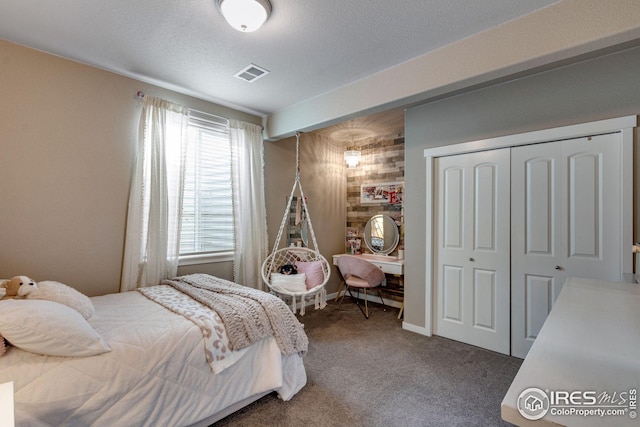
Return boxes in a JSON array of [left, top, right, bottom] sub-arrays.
[[363, 288, 369, 318], [346, 286, 368, 318], [376, 287, 387, 312], [338, 284, 347, 309], [339, 285, 375, 319], [335, 280, 345, 302]]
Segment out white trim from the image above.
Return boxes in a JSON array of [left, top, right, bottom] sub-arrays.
[[621, 127, 634, 276], [178, 251, 234, 266], [422, 115, 637, 337], [423, 156, 434, 337], [423, 116, 637, 158], [402, 322, 430, 336]]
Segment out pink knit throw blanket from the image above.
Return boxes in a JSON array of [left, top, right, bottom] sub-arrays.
[[161, 274, 308, 356]]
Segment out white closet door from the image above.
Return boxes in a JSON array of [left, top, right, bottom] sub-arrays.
[[434, 148, 510, 355], [511, 133, 623, 358]]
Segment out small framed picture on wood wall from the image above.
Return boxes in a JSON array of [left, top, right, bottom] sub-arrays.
[[360, 181, 403, 204]]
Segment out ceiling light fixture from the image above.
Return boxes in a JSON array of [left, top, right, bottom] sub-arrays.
[[216, 0, 272, 33], [344, 150, 361, 168]]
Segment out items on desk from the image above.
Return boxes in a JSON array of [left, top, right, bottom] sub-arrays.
[[346, 230, 361, 255]]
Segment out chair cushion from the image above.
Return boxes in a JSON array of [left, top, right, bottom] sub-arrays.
[[345, 274, 377, 288], [336, 255, 385, 287]]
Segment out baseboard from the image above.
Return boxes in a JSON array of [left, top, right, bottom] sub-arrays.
[[292, 290, 403, 311], [402, 321, 431, 336]]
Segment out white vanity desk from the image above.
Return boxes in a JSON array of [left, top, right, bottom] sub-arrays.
[[501, 277, 640, 426], [332, 253, 404, 275]]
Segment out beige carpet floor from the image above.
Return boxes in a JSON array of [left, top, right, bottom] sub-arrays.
[[213, 298, 522, 426]]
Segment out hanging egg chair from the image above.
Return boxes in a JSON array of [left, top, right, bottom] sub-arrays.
[[261, 133, 330, 315]]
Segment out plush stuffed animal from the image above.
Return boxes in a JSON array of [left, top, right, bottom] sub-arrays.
[[278, 264, 298, 275], [0, 275, 36, 300], [19, 280, 95, 319]]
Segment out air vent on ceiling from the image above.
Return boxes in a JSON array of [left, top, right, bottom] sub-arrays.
[[234, 63, 270, 82]]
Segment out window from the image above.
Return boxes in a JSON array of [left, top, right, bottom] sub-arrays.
[[179, 110, 234, 260]]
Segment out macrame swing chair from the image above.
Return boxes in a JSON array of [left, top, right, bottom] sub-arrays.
[[261, 132, 330, 315]]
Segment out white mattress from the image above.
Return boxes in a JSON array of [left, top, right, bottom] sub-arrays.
[[0, 291, 307, 426]]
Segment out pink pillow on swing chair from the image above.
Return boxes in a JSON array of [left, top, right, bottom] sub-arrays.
[[295, 261, 324, 290]]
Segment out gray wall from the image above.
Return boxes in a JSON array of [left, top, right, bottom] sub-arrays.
[[403, 45, 640, 330]]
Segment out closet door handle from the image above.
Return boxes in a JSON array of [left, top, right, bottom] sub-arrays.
[[469, 257, 475, 262], [554, 265, 562, 270]]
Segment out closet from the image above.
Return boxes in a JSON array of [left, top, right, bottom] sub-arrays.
[[425, 116, 635, 357]]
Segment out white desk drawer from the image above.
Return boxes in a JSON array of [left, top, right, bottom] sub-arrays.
[[370, 261, 402, 275], [333, 254, 404, 275]]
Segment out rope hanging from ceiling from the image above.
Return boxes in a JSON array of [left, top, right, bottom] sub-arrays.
[[261, 132, 330, 315]]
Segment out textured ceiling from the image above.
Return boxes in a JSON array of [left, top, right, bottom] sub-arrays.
[[0, 0, 560, 121]]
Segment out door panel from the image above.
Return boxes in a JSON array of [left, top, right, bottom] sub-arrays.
[[443, 167, 464, 249], [511, 142, 563, 358], [524, 274, 557, 342], [435, 148, 510, 355], [511, 133, 622, 358], [525, 158, 554, 255], [475, 164, 497, 251], [443, 265, 463, 323], [561, 135, 621, 279], [473, 268, 496, 331], [568, 152, 601, 258]]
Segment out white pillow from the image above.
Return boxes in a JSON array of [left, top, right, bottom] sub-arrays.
[[22, 280, 95, 319], [0, 299, 110, 357], [270, 273, 307, 293]]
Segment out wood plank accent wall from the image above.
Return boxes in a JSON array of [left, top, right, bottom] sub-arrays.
[[346, 133, 405, 293]]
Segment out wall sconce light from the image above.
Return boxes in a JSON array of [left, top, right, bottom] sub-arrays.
[[344, 150, 361, 168], [216, 0, 272, 32]]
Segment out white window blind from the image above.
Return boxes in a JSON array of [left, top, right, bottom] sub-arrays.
[[179, 110, 234, 256]]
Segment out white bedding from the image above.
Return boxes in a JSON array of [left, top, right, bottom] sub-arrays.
[[0, 290, 307, 426]]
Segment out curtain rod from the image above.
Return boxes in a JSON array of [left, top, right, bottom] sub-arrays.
[[135, 90, 264, 131], [136, 90, 228, 123]]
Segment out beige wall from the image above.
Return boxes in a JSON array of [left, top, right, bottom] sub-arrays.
[[263, 133, 346, 295], [0, 40, 260, 296]]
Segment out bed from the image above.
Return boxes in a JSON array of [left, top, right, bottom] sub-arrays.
[[0, 274, 308, 426]]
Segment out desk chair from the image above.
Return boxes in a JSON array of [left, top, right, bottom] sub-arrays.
[[336, 255, 387, 318]]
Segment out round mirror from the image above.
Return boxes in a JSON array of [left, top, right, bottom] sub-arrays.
[[363, 214, 399, 255]]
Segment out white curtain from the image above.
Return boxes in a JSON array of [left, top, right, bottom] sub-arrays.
[[230, 120, 269, 289], [120, 96, 188, 292]]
